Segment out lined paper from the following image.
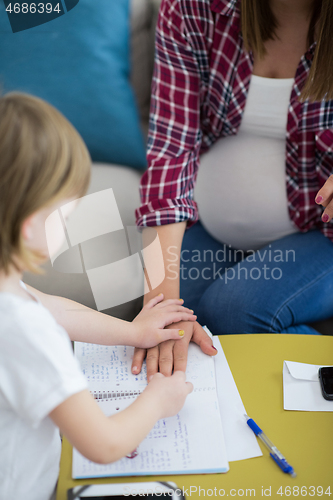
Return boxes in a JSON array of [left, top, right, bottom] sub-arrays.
[[72, 342, 229, 478]]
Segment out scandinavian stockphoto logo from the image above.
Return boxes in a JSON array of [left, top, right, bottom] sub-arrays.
[[3, 0, 79, 33], [45, 189, 165, 311]]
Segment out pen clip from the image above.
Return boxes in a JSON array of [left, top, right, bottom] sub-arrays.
[[246, 417, 262, 436]]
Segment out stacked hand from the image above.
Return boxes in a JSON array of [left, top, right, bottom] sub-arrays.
[[130, 294, 196, 349], [131, 317, 217, 380]]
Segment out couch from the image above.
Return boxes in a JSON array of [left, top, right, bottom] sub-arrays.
[[24, 0, 161, 322]]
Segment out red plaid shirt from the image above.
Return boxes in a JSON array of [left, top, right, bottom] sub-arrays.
[[135, 0, 333, 241]]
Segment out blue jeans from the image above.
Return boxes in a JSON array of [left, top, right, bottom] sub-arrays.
[[180, 222, 333, 334]]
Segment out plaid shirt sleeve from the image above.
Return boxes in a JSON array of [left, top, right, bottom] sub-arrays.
[[135, 0, 205, 227]]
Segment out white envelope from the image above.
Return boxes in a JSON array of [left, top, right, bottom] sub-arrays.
[[283, 361, 333, 411]]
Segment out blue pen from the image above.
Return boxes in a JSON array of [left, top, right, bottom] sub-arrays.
[[245, 415, 296, 477]]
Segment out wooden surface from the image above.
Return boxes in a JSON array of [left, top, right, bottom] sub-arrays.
[[56, 334, 333, 500]]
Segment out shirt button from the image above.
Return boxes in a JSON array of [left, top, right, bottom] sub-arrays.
[[296, 211, 300, 218]]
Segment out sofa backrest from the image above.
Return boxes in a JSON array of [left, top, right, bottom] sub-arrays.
[[130, 0, 161, 135]]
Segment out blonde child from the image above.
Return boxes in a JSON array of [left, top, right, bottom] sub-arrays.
[[0, 93, 198, 500]]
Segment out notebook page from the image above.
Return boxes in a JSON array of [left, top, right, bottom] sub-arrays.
[[74, 342, 218, 393], [74, 343, 148, 393], [73, 342, 229, 477]]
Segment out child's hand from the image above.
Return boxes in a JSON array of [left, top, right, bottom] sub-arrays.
[[145, 371, 193, 418], [131, 294, 197, 349]]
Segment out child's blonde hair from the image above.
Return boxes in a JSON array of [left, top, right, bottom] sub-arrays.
[[0, 92, 91, 273]]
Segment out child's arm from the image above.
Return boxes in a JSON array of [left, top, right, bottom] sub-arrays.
[[25, 285, 196, 348], [49, 371, 193, 464]]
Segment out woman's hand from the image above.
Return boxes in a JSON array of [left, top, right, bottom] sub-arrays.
[[130, 294, 196, 349], [315, 176, 333, 222], [131, 320, 217, 380]]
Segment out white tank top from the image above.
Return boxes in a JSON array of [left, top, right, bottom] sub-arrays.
[[195, 75, 298, 251]]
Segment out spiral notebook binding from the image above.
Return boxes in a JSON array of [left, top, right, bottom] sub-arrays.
[[193, 386, 215, 392], [92, 389, 141, 401], [91, 387, 216, 400]]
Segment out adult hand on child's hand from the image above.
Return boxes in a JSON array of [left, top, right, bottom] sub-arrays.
[[144, 370, 193, 418], [130, 294, 196, 350], [315, 176, 333, 222], [131, 320, 217, 380]]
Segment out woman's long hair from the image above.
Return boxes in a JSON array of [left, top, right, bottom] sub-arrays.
[[241, 0, 333, 101]]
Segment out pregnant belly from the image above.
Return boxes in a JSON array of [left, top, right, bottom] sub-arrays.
[[194, 133, 298, 251]]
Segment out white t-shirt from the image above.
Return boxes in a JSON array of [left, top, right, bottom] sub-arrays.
[[0, 290, 87, 500], [195, 75, 298, 251]]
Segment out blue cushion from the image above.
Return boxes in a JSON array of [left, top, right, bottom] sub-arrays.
[[0, 0, 147, 169]]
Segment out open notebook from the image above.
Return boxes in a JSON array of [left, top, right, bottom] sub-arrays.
[[72, 342, 229, 478]]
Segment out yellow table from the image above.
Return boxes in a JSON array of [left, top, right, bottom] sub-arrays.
[[56, 335, 333, 500]]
